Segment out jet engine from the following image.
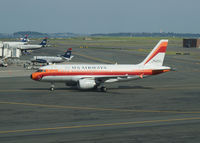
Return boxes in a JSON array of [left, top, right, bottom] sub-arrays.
[[78, 79, 96, 90]]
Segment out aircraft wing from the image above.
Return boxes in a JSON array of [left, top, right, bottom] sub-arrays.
[[63, 55, 74, 61], [35, 59, 48, 63], [80, 75, 129, 83]]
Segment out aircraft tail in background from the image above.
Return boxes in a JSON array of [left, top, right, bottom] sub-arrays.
[[39, 37, 48, 47], [62, 48, 73, 60]]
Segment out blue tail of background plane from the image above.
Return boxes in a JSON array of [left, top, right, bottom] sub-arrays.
[[62, 48, 73, 59], [40, 37, 48, 47]]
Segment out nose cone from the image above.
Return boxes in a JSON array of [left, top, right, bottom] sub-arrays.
[[30, 73, 37, 81], [31, 73, 43, 81]]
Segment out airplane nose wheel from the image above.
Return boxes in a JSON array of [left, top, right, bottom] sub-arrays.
[[50, 82, 55, 91]]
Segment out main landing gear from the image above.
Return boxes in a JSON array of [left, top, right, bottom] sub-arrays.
[[48, 82, 107, 92], [50, 82, 55, 91], [100, 86, 107, 92]]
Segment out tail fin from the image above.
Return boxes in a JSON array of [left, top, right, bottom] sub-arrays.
[[140, 40, 168, 66], [63, 48, 72, 59], [40, 37, 48, 47], [21, 35, 29, 42]]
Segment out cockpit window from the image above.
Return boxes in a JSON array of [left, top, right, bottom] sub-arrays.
[[37, 69, 43, 72]]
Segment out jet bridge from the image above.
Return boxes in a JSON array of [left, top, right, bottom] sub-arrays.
[[0, 42, 21, 58]]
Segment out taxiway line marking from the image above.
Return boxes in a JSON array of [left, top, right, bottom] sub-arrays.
[[0, 117, 200, 134], [0, 101, 200, 114], [73, 52, 115, 64]]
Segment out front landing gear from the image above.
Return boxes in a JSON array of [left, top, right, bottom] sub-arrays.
[[50, 82, 55, 91]]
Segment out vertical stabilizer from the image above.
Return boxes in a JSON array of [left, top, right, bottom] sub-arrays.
[[140, 40, 168, 66], [63, 48, 73, 60], [40, 38, 48, 47]]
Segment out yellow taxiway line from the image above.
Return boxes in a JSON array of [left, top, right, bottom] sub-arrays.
[[0, 117, 200, 134], [0, 101, 200, 114]]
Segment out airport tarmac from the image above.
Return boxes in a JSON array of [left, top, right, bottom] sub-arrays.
[[1, 41, 200, 142]]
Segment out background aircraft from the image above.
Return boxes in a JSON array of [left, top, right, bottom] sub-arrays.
[[31, 48, 73, 64], [15, 38, 48, 54], [3, 38, 48, 51], [31, 40, 171, 92], [3, 35, 29, 46]]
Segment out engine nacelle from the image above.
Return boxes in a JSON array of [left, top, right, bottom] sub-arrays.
[[78, 79, 96, 90]]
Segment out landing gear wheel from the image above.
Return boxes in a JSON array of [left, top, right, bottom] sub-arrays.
[[100, 86, 107, 92], [50, 82, 55, 91], [50, 87, 54, 91]]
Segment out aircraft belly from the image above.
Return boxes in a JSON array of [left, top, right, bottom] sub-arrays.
[[42, 76, 72, 82]]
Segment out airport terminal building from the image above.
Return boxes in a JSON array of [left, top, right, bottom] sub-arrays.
[[183, 39, 200, 48]]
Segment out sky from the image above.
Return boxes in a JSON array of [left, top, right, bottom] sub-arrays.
[[0, 0, 199, 33]]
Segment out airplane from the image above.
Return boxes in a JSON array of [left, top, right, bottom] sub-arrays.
[[12, 38, 48, 54], [3, 35, 29, 46], [31, 40, 171, 92], [31, 48, 73, 64], [3, 38, 48, 51]]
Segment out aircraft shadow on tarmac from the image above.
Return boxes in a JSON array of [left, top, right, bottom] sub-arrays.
[[115, 85, 153, 90], [21, 87, 78, 91], [21, 86, 153, 92]]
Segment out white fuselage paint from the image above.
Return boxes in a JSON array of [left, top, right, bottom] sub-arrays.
[[39, 64, 170, 83], [33, 56, 63, 63]]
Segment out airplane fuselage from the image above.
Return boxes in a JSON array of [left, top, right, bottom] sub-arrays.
[[17, 45, 42, 50], [3, 42, 26, 46], [32, 56, 64, 63], [31, 64, 170, 83]]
